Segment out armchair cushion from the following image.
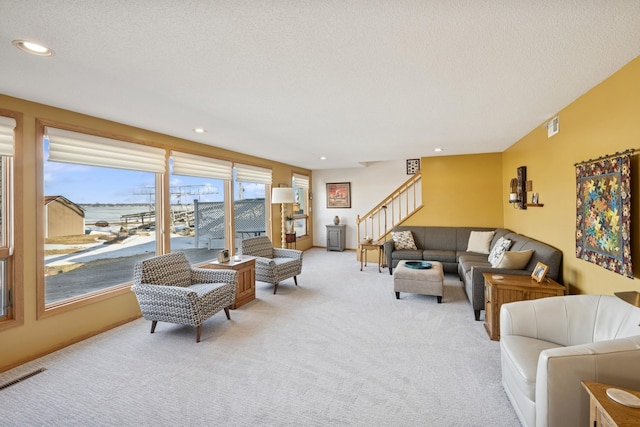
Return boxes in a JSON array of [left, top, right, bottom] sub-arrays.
[[241, 235, 275, 258]]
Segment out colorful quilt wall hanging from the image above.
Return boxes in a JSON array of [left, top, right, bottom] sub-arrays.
[[575, 151, 633, 278]]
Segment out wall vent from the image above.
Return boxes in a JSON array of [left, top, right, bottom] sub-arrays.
[[547, 115, 559, 138]]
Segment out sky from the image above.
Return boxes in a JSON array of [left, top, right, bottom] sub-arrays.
[[43, 143, 265, 204]]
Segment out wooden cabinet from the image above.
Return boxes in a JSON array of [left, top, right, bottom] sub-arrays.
[[582, 381, 640, 427], [200, 256, 256, 309], [483, 273, 565, 340], [326, 224, 346, 252]]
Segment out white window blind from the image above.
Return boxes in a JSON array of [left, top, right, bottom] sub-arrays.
[[293, 173, 309, 189], [46, 127, 166, 173], [0, 116, 16, 157], [235, 163, 272, 184], [171, 151, 232, 180]]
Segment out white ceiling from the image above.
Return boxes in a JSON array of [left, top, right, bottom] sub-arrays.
[[1, 1, 640, 170]]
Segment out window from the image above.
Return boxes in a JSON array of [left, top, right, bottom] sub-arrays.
[[0, 115, 15, 322], [169, 151, 232, 264], [292, 173, 309, 237], [40, 126, 165, 310], [233, 164, 271, 252]]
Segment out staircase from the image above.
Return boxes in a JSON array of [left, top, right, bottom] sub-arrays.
[[356, 174, 422, 249]]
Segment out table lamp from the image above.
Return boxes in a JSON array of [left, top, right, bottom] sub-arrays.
[[272, 187, 295, 248]]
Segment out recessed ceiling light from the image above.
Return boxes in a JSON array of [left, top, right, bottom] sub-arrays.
[[320, 156, 326, 160], [12, 40, 54, 56], [193, 128, 207, 133], [434, 148, 444, 152]]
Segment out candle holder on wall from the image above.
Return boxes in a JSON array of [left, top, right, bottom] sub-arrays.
[[508, 166, 527, 209], [516, 166, 527, 209], [508, 166, 544, 209]]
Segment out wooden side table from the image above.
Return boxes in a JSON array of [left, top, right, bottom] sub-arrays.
[[582, 381, 640, 426], [285, 232, 296, 249], [483, 273, 565, 340], [360, 240, 384, 272], [200, 255, 256, 309]]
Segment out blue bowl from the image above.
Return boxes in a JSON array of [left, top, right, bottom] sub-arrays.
[[404, 261, 432, 269]]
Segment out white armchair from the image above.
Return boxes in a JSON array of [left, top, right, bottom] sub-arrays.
[[500, 294, 640, 427]]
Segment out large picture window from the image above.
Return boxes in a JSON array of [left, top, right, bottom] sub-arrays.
[[41, 127, 165, 309], [292, 173, 309, 237], [169, 151, 232, 264], [233, 164, 271, 252], [0, 115, 15, 322]]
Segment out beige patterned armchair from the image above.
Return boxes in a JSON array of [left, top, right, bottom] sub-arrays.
[[131, 252, 237, 342], [240, 236, 303, 294]]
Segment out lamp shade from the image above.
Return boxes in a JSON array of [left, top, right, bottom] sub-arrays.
[[272, 187, 295, 204]]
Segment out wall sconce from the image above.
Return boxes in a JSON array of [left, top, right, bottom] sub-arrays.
[[508, 166, 527, 209], [509, 167, 544, 208], [509, 178, 519, 203]]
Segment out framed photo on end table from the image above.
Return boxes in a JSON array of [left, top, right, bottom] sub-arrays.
[[531, 262, 549, 283], [326, 182, 351, 208]]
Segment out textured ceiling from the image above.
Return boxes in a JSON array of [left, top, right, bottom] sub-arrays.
[[1, 1, 640, 170]]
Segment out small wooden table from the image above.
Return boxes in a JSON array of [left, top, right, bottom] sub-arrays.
[[360, 240, 384, 272], [200, 255, 256, 309], [483, 273, 565, 340], [582, 381, 640, 426], [285, 232, 296, 249]]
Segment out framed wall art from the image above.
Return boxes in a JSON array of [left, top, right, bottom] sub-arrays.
[[326, 182, 351, 208], [406, 158, 420, 175]]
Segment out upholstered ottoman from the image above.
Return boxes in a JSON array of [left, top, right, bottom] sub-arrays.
[[394, 260, 444, 303]]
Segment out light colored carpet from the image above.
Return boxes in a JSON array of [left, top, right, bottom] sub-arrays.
[[0, 248, 520, 426]]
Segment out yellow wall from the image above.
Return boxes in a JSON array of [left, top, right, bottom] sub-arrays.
[[503, 56, 640, 295], [0, 95, 311, 371], [405, 152, 504, 228]]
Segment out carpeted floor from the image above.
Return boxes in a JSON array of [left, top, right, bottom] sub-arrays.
[[0, 248, 520, 426]]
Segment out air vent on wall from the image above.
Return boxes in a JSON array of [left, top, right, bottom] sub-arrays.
[[547, 116, 559, 138]]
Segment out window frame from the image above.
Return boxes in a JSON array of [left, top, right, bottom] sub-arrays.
[[168, 150, 232, 261], [292, 173, 310, 237], [0, 109, 23, 331], [36, 120, 165, 318]]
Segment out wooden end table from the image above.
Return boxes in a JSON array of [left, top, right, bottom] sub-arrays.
[[360, 240, 384, 273], [483, 273, 565, 340], [200, 255, 256, 309], [582, 381, 640, 426], [285, 232, 296, 249]]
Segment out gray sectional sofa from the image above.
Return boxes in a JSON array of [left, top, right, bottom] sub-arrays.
[[384, 226, 562, 320]]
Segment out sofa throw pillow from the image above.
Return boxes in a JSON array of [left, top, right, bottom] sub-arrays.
[[488, 237, 513, 266], [493, 250, 534, 269], [466, 231, 496, 254], [392, 230, 417, 250]]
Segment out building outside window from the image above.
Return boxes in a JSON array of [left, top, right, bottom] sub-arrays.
[[41, 127, 165, 308]]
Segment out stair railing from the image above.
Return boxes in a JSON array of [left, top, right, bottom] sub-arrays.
[[356, 174, 423, 248]]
